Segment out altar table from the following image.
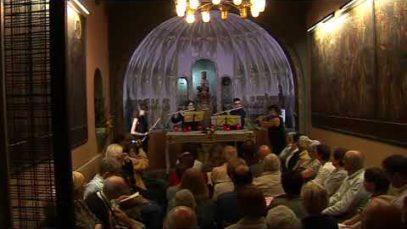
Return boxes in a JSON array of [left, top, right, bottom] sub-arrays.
[[165, 130, 255, 173]]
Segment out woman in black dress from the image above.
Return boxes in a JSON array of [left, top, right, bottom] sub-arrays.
[[260, 105, 286, 155]]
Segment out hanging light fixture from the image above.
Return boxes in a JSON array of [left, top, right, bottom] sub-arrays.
[[175, 0, 267, 23]]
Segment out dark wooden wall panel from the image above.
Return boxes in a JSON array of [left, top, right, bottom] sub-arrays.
[[310, 0, 407, 147]]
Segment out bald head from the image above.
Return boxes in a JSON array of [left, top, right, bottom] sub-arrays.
[[165, 206, 197, 229], [258, 145, 272, 160], [103, 175, 129, 200], [344, 150, 365, 174]]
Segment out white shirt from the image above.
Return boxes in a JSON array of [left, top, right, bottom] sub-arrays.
[[84, 174, 104, 199], [323, 169, 370, 216], [324, 167, 348, 197], [312, 161, 335, 186]]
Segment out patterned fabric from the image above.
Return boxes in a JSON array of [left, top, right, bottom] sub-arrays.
[[84, 174, 104, 199]]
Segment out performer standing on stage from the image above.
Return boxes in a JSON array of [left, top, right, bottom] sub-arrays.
[[229, 98, 246, 129], [260, 105, 286, 155], [130, 105, 149, 152]]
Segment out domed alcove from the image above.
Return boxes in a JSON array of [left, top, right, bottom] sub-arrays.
[[123, 11, 295, 130]]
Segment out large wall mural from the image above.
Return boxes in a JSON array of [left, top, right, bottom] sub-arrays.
[[311, 0, 407, 146]]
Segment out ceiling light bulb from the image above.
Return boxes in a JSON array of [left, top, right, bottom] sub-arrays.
[[212, 0, 221, 5], [201, 11, 210, 22], [189, 0, 200, 10], [251, 7, 259, 17], [176, 5, 186, 17], [186, 10, 195, 23], [233, 0, 242, 5]]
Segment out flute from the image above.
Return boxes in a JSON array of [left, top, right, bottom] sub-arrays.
[[213, 107, 244, 116]]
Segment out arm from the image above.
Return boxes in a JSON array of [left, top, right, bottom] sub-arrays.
[[323, 182, 363, 216]]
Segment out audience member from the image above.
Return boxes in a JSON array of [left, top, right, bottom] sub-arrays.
[[269, 171, 306, 219], [323, 150, 370, 218], [85, 175, 144, 229], [211, 145, 238, 200], [226, 185, 267, 229], [361, 197, 402, 229], [72, 171, 102, 229], [301, 182, 338, 229], [382, 154, 407, 209], [253, 154, 284, 197], [239, 140, 257, 166], [216, 161, 253, 228], [324, 147, 348, 197], [279, 132, 298, 160], [250, 145, 272, 177], [173, 189, 197, 210], [168, 168, 214, 229], [266, 205, 301, 229], [300, 140, 322, 181], [342, 167, 393, 229], [285, 135, 312, 172], [105, 144, 138, 192], [311, 144, 335, 186], [281, 133, 301, 172], [168, 152, 195, 186], [84, 158, 122, 198], [164, 206, 197, 229]]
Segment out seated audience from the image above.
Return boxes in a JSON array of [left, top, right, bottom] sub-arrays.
[[361, 197, 402, 229], [164, 206, 197, 229], [266, 205, 301, 229], [168, 168, 215, 229], [342, 167, 393, 229], [279, 132, 298, 160], [211, 145, 238, 200], [280, 133, 301, 172], [311, 144, 335, 186], [382, 154, 407, 209], [85, 175, 145, 229], [250, 145, 272, 177], [168, 152, 195, 186], [322, 150, 370, 218], [301, 182, 338, 229], [84, 158, 122, 198], [72, 171, 102, 229], [239, 140, 257, 166], [105, 143, 138, 192], [324, 147, 348, 197], [253, 154, 284, 197], [172, 189, 197, 210], [226, 185, 267, 229], [216, 160, 253, 228], [285, 135, 312, 172], [300, 140, 322, 181], [269, 171, 306, 219]]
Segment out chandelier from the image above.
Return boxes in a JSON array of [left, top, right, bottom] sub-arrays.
[[175, 0, 266, 23]]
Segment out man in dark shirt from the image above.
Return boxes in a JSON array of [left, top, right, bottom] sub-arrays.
[[229, 98, 246, 129]]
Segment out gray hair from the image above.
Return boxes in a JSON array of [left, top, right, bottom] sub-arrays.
[[263, 154, 280, 172], [174, 189, 196, 210], [266, 205, 301, 229], [98, 157, 122, 176]]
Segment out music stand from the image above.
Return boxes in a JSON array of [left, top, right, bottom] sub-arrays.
[[184, 111, 205, 123], [211, 115, 241, 127]]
